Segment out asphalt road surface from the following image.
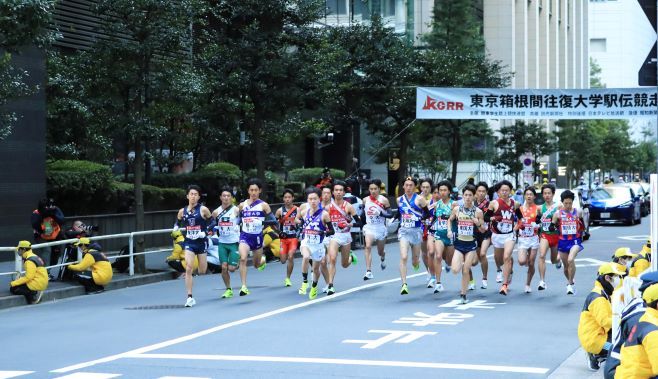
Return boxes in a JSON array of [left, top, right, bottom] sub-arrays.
[[0, 221, 651, 379]]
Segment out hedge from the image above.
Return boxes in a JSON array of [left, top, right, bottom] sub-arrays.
[[288, 167, 346, 186], [47, 160, 113, 195]]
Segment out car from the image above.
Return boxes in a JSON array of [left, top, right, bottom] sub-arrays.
[[640, 181, 651, 214], [534, 188, 591, 240], [622, 182, 649, 216], [589, 185, 642, 225]]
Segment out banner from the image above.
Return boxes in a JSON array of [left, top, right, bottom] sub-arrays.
[[416, 87, 658, 120]]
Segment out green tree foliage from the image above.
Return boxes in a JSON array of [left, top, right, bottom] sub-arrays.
[[590, 57, 605, 88], [0, 0, 54, 140], [422, 0, 484, 53], [493, 121, 556, 187]]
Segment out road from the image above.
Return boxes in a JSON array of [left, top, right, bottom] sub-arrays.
[[0, 221, 651, 379]]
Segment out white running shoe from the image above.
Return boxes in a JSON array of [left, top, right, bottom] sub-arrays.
[[525, 285, 532, 293], [538, 280, 546, 291], [363, 271, 374, 280], [427, 277, 436, 288], [433, 283, 444, 294], [481, 279, 488, 289], [496, 270, 503, 283], [566, 284, 575, 295], [468, 281, 476, 291], [380, 258, 387, 270], [184, 297, 196, 307], [322, 285, 329, 294]]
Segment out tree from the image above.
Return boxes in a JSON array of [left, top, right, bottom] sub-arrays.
[[492, 121, 556, 187], [590, 57, 605, 88], [422, 0, 484, 53], [0, 0, 54, 140]]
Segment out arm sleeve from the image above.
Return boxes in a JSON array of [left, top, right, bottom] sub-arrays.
[[380, 208, 393, 218], [514, 208, 523, 219], [30, 212, 42, 232], [591, 297, 613, 332], [53, 207, 65, 225], [67, 254, 95, 272], [263, 212, 278, 226], [10, 261, 36, 287], [325, 219, 335, 236], [483, 209, 494, 222]]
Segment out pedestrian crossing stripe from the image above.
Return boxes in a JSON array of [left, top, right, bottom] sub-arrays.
[[53, 373, 121, 379], [0, 372, 34, 379]]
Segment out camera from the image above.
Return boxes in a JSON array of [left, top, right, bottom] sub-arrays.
[[327, 132, 334, 142]]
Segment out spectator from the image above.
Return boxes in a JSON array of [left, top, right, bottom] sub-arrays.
[[64, 220, 99, 239], [578, 263, 623, 371], [165, 230, 198, 276], [9, 241, 48, 304], [314, 167, 333, 188], [66, 238, 113, 294], [30, 198, 65, 268]]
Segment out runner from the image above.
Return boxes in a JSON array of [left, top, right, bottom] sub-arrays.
[[431, 180, 457, 294], [419, 178, 435, 287], [276, 188, 299, 287], [362, 179, 393, 280], [237, 178, 277, 296], [211, 187, 241, 299], [552, 189, 584, 295], [397, 176, 429, 295], [485, 180, 517, 296], [426, 185, 440, 288], [175, 185, 212, 307], [515, 187, 540, 293], [326, 180, 359, 295], [296, 187, 335, 299], [474, 181, 492, 289], [446, 185, 483, 304], [537, 183, 562, 290]]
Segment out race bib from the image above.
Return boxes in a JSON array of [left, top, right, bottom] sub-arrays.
[[561, 221, 577, 235], [304, 230, 322, 245], [497, 220, 513, 233], [186, 225, 203, 240], [243, 218, 262, 233], [217, 219, 235, 236], [541, 219, 552, 231], [520, 223, 535, 237], [401, 214, 417, 228], [436, 218, 448, 231], [457, 220, 474, 236]]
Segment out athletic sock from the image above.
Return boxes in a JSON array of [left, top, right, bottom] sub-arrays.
[[312, 281, 318, 287], [302, 272, 308, 281]]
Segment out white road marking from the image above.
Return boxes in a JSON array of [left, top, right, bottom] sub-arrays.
[[618, 235, 649, 241], [158, 377, 211, 379], [53, 373, 121, 379], [0, 372, 34, 379], [588, 226, 602, 232], [126, 353, 550, 375], [342, 330, 437, 349], [51, 273, 425, 373]]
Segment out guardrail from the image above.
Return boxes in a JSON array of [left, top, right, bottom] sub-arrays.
[[0, 229, 174, 279]]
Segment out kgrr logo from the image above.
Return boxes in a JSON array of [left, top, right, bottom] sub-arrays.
[[422, 95, 464, 111]]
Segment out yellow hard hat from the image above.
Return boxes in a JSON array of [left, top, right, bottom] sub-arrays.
[[642, 283, 658, 304], [74, 237, 91, 246], [613, 247, 637, 259], [16, 240, 31, 250], [598, 262, 623, 276], [171, 230, 182, 239]]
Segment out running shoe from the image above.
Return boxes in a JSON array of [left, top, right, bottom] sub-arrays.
[[566, 284, 575, 295], [309, 286, 318, 300], [460, 294, 468, 304], [586, 353, 600, 371], [222, 288, 233, 298], [284, 278, 292, 287], [496, 270, 503, 283], [400, 283, 409, 295], [525, 285, 532, 293], [499, 284, 508, 296], [32, 291, 43, 304], [326, 285, 335, 296], [433, 282, 444, 294], [239, 286, 250, 296], [538, 280, 546, 291], [444, 264, 451, 273], [555, 260, 562, 269], [257, 258, 267, 271], [481, 279, 488, 289], [427, 276, 436, 288], [350, 251, 358, 265], [184, 297, 196, 307], [468, 280, 476, 291], [322, 285, 329, 294], [298, 282, 308, 295], [363, 270, 374, 280], [413, 263, 420, 272], [380, 256, 386, 270]]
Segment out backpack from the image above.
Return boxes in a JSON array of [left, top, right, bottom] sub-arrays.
[[41, 216, 61, 240], [111, 245, 132, 273]]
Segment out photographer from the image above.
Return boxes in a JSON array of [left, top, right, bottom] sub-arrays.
[[314, 167, 333, 188], [30, 198, 65, 268], [64, 220, 99, 239]]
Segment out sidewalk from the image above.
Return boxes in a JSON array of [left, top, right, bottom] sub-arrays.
[[548, 347, 605, 379]]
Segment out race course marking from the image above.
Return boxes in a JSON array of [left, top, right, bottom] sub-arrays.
[[0, 372, 34, 379], [51, 273, 425, 374], [126, 353, 550, 375]]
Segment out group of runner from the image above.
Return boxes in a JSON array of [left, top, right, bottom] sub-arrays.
[[174, 176, 586, 307]]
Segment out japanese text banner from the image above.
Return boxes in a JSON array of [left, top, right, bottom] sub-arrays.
[[416, 87, 658, 120]]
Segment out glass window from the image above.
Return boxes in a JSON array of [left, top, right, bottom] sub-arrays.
[[590, 38, 606, 52]]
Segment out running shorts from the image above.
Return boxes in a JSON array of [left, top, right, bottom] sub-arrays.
[[183, 239, 206, 255], [301, 242, 326, 261], [398, 227, 423, 246], [218, 242, 239, 266], [363, 223, 387, 241], [517, 235, 540, 250], [541, 233, 559, 248], [434, 230, 453, 247], [491, 233, 516, 249], [328, 232, 352, 247], [280, 238, 299, 256], [239, 232, 263, 251], [454, 239, 477, 254], [558, 238, 583, 254]]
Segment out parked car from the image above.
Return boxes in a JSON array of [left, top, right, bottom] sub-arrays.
[[623, 182, 649, 216], [589, 185, 642, 225], [640, 181, 651, 214]]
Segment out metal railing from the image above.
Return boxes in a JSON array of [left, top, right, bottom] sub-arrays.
[[0, 229, 174, 279]]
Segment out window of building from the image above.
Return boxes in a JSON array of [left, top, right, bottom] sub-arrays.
[[590, 38, 607, 52], [326, 0, 348, 16]]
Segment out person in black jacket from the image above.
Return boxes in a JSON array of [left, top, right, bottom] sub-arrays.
[[30, 198, 65, 269]]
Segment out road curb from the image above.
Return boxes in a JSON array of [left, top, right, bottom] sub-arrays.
[[548, 347, 605, 379]]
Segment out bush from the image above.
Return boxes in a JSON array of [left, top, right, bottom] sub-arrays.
[[150, 162, 242, 203], [288, 167, 346, 186], [47, 160, 113, 195], [111, 181, 185, 212], [198, 161, 241, 181]]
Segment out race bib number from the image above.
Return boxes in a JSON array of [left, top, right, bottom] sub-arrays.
[[436, 218, 448, 231], [498, 220, 513, 233], [217, 219, 235, 236], [186, 225, 203, 240], [304, 230, 322, 245], [457, 220, 474, 236], [561, 221, 577, 235], [401, 214, 417, 228], [243, 218, 262, 233], [283, 225, 293, 233], [520, 223, 535, 237], [541, 219, 552, 231]]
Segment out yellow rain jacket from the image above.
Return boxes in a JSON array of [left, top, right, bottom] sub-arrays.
[[165, 235, 198, 270], [10, 250, 48, 291], [263, 226, 281, 258], [629, 252, 651, 278], [578, 281, 612, 354], [68, 250, 113, 285], [615, 307, 658, 379]]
